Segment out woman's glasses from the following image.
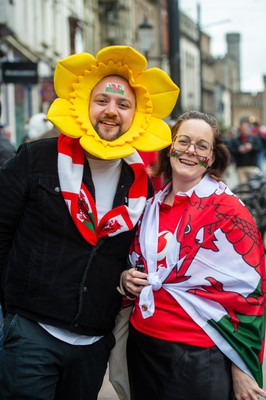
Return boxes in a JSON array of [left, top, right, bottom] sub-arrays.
[[173, 135, 213, 157]]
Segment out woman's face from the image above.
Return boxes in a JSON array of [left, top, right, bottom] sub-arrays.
[[170, 119, 215, 190]]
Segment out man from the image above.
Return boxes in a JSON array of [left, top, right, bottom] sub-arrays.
[[0, 46, 179, 399], [24, 112, 55, 141], [0, 124, 16, 167], [229, 121, 261, 184], [250, 121, 266, 170]]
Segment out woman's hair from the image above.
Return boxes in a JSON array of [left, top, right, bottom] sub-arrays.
[[154, 110, 231, 181]]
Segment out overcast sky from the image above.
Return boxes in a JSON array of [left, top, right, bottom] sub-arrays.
[[179, 0, 266, 93]]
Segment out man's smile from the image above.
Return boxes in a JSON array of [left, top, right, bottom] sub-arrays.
[[100, 119, 119, 127]]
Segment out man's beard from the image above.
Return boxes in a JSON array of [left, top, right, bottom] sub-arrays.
[[94, 120, 124, 141], [97, 129, 123, 141]]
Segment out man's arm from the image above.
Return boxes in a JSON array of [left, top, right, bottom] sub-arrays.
[[0, 144, 30, 312]]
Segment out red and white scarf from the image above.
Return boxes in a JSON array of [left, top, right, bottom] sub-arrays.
[[57, 134, 148, 245]]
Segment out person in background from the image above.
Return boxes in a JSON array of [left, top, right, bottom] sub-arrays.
[[120, 111, 266, 400], [229, 121, 261, 184], [23, 112, 58, 142], [250, 121, 266, 171], [0, 45, 179, 400], [221, 128, 233, 152], [138, 151, 162, 192], [0, 124, 16, 167], [220, 128, 235, 182]]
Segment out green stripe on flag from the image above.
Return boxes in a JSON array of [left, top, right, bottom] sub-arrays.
[[209, 312, 265, 387], [82, 212, 96, 232]]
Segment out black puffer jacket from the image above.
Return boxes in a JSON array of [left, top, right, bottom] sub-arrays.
[[0, 137, 152, 336]]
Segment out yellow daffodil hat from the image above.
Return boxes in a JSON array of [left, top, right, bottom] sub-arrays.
[[47, 45, 180, 159]]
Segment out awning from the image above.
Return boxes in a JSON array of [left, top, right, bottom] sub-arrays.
[[3, 35, 39, 62], [2, 35, 56, 69]]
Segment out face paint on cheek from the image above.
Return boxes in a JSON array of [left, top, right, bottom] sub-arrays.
[[199, 156, 209, 169], [105, 82, 125, 95], [170, 147, 182, 158]]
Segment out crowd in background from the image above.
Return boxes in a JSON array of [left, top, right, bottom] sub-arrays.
[[221, 120, 266, 185], [1, 113, 266, 189], [142, 119, 266, 189]]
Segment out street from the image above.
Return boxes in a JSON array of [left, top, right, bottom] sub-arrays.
[[98, 367, 118, 400]]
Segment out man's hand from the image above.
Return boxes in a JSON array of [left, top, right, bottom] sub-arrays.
[[239, 143, 252, 153]]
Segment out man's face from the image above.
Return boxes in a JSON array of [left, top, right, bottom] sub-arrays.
[[239, 122, 250, 135], [89, 75, 136, 141]]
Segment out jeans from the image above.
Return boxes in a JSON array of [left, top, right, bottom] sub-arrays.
[[1, 313, 115, 400]]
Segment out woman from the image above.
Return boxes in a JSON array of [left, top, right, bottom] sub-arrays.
[[120, 111, 266, 400]]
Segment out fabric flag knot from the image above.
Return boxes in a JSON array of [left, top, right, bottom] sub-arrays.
[[139, 266, 173, 319], [148, 272, 163, 291]]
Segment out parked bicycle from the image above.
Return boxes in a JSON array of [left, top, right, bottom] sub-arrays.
[[231, 172, 266, 250]]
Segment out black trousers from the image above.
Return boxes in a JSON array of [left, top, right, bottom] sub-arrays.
[[0, 313, 115, 400], [127, 325, 234, 400]]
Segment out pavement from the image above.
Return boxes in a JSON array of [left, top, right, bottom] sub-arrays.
[[223, 162, 239, 189], [98, 366, 119, 400]]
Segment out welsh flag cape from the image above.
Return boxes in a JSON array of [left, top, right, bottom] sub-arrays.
[[129, 176, 266, 386]]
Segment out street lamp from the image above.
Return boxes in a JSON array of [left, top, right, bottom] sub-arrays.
[[137, 16, 154, 59]]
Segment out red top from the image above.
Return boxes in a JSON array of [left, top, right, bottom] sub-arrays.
[[130, 197, 215, 347]]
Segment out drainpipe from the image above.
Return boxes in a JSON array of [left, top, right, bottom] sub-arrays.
[[168, 0, 182, 118]]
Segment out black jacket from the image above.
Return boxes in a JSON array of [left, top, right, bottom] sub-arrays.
[[229, 134, 261, 167], [0, 137, 152, 336]]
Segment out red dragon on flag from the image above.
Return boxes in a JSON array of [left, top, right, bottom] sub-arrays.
[[129, 176, 266, 386]]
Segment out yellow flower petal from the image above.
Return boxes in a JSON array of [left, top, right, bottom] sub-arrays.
[[96, 46, 147, 78], [136, 68, 180, 118], [80, 134, 134, 160], [132, 118, 172, 151], [47, 99, 83, 137], [47, 46, 180, 160], [54, 53, 97, 99]]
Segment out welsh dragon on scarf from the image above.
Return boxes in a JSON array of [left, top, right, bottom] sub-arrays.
[[129, 175, 266, 387], [58, 134, 148, 245]]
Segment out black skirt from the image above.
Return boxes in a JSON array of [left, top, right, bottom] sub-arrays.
[[127, 324, 234, 400]]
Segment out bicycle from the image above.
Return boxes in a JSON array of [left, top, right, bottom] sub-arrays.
[[232, 172, 266, 251]]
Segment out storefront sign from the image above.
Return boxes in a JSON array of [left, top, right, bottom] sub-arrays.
[[2, 62, 38, 84]]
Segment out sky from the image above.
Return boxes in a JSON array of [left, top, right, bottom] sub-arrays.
[[179, 0, 266, 93]]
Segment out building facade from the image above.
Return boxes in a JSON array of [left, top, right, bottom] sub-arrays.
[[0, 0, 91, 143], [0, 0, 165, 144]]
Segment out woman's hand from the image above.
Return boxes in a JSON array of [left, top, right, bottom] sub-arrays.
[[121, 268, 148, 298], [232, 363, 266, 399]]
